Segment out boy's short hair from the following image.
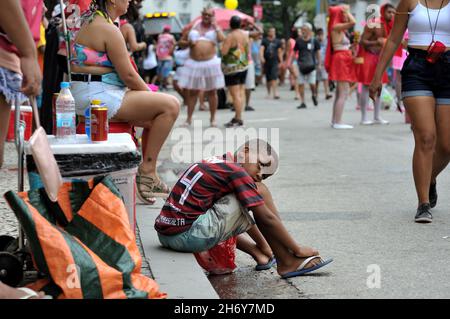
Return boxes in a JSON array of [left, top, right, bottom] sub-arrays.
[[236, 139, 279, 179]]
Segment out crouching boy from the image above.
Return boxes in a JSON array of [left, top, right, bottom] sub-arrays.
[[154, 139, 332, 278]]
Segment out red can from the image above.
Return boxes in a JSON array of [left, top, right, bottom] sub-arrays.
[[90, 106, 109, 142], [52, 93, 59, 135]]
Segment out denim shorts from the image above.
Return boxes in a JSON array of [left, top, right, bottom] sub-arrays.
[[0, 66, 27, 105], [71, 80, 127, 119], [158, 60, 174, 79], [157, 194, 255, 253], [401, 48, 450, 105]]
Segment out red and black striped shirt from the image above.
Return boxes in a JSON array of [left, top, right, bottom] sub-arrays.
[[155, 154, 264, 235]]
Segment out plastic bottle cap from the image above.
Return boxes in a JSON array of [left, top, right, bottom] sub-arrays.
[[91, 99, 102, 105], [60, 82, 70, 89]]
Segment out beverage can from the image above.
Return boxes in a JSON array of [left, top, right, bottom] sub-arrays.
[[90, 105, 108, 142]]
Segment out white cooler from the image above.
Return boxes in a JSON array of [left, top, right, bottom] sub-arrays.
[[25, 133, 141, 232]]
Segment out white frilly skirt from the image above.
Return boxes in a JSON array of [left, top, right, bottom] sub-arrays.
[[177, 56, 225, 91]]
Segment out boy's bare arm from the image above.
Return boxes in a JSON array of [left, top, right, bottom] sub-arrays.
[[250, 203, 300, 253], [256, 182, 281, 220]]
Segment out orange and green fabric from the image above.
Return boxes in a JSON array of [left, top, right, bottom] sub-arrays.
[[4, 176, 166, 299]]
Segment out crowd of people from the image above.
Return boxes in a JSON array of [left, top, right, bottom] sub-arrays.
[[0, 0, 449, 298], [132, 5, 408, 131]]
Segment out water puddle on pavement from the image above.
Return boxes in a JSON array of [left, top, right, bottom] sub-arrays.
[[207, 266, 305, 299]]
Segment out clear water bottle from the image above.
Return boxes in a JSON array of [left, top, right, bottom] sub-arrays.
[[56, 82, 76, 140]]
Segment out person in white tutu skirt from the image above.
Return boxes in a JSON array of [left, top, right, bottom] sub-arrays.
[[178, 6, 225, 127]]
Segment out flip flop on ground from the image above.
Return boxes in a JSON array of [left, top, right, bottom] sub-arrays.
[[281, 256, 333, 279], [255, 256, 277, 271]]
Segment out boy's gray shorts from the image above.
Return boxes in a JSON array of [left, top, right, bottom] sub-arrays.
[[158, 194, 255, 253]]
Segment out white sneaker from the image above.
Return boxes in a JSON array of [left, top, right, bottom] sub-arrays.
[[332, 123, 354, 129], [360, 120, 374, 125], [374, 118, 390, 125]]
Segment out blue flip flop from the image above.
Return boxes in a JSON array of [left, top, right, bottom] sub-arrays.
[[255, 256, 277, 271], [281, 256, 333, 279]]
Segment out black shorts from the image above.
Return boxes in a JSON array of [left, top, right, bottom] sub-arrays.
[[143, 67, 157, 80], [225, 70, 248, 86], [401, 48, 450, 105], [264, 62, 279, 82]]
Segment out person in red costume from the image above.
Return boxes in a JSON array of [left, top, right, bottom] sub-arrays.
[[357, 3, 396, 125], [325, 4, 357, 129]]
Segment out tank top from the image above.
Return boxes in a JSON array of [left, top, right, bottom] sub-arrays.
[[408, 1, 450, 46]]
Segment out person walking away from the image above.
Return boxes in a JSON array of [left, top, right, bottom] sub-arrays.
[[357, 3, 395, 125], [222, 16, 250, 128], [252, 34, 263, 86], [143, 36, 158, 84], [243, 19, 262, 112], [283, 28, 301, 101], [278, 38, 287, 86], [370, 0, 450, 223], [260, 27, 282, 100], [325, 5, 357, 129], [156, 25, 176, 91], [316, 28, 333, 101], [173, 31, 190, 108], [294, 23, 321, 109], [0, 0, 42, 168]]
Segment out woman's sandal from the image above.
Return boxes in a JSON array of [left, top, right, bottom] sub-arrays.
[[136, 171, 170, 205]]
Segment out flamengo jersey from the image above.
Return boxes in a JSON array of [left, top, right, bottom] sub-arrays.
[[155, 155, 264, 236]]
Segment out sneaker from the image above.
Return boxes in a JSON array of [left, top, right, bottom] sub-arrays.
[[415, 203, 432, 223], [374, 118, 390, 125], [325, 94, 333, 100], [360, 120, 374, 125], [224, 118, 243, 128], [245, 106, 255, 111], [429, 182, 437, 208], [297, 103, 307, 109], [332, 123, 353, 129], [312, 95, 318, 106]]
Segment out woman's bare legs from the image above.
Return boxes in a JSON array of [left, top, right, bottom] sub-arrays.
[[404, 96, 436, 205], [198, 90, 207, 111], [173, 80, 186, 107], [229, 84, 244, 121], [206, 89, 217, 127], [185, 89, 199, 125], [113, 90, 180, 180], [431, 105, 450, 185], [0, 96, 11, 168], [332, 81, 350, 124]]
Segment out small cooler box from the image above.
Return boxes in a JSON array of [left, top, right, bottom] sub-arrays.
[[25, 133, 141, 232]]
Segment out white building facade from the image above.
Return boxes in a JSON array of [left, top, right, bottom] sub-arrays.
[[141, 0, 217, 26]]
